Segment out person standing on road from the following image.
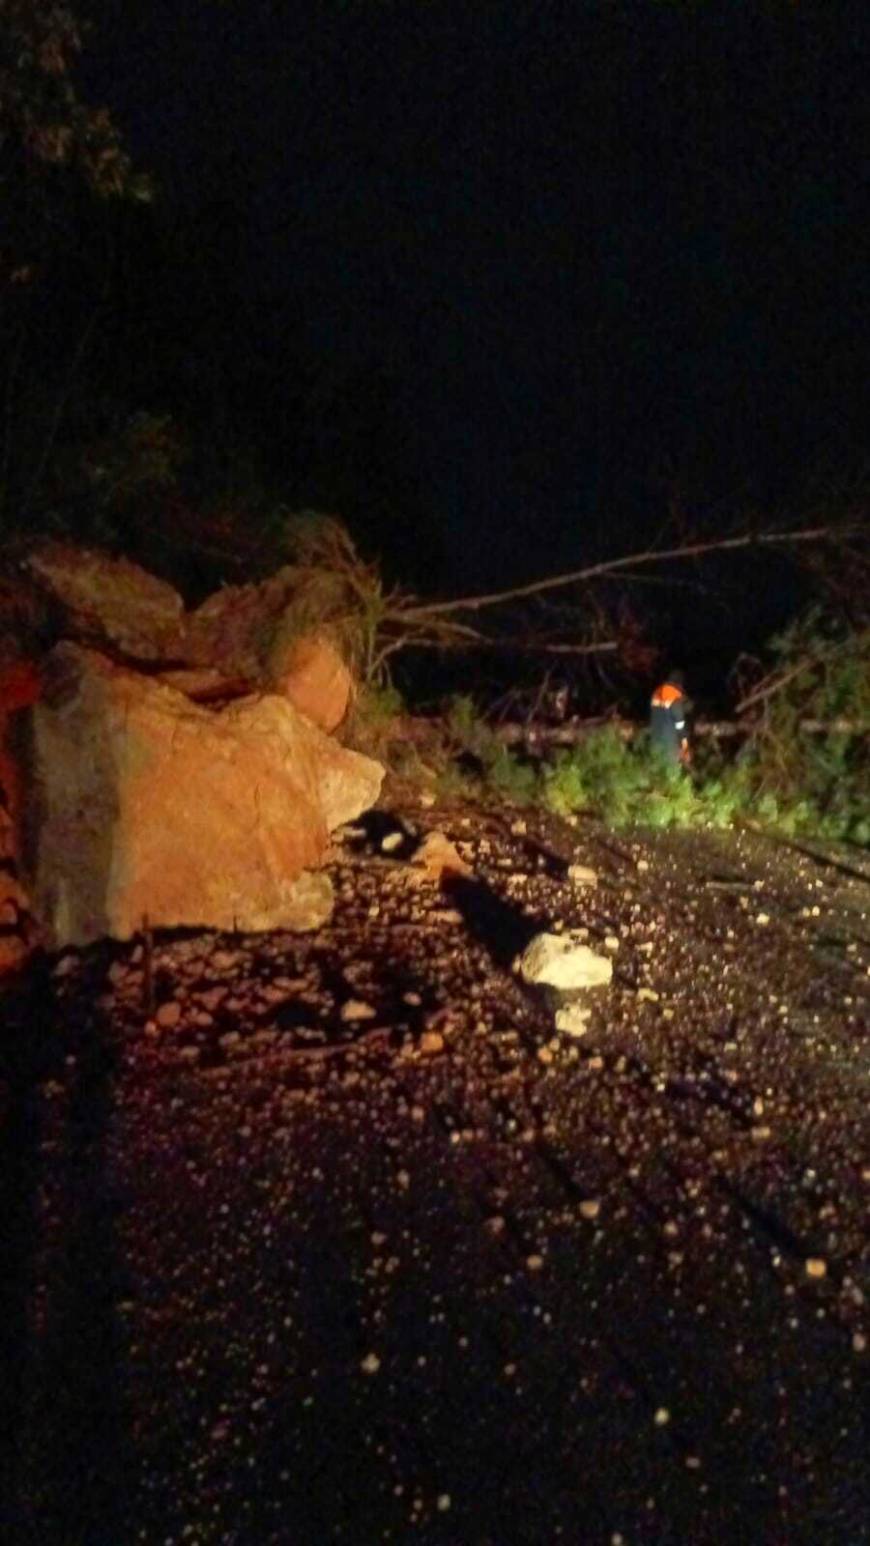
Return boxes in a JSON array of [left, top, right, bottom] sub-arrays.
[[649, 670, 692, 765]]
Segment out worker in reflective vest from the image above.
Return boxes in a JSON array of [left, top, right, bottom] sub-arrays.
[[649, 671, 692, 765]]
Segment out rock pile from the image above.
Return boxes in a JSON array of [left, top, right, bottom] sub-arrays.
[[0, 544, 383, 965]]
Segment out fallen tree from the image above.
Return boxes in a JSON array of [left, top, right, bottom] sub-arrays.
[[495, 716, 868, 747], [282, 513, 866, 686]]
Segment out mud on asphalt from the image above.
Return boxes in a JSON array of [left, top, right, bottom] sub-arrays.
[[1, 796, 869, 1545]]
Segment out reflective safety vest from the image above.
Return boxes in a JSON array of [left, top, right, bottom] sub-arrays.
[[649, 681, 689, 762]]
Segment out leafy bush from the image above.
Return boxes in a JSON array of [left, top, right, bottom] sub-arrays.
[[356, 682, 405, 725], [728, 610, 869, 844], [345, 680, 406, 758], [431, 699, 867, 843], [485, 745, 539, 804], [434, 760, 479, 804], [405, 615, 869, 846], [534, 612, 868, 844], [445, 694, 537, 805]]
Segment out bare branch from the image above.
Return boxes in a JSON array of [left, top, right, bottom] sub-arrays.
[[392, 635, 616, 657], [401, 525, 854, 620], [733, 634, 858, 715]]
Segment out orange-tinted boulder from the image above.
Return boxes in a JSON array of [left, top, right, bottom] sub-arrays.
[[24, 543, 184, 660], [269, 633, 352, 731], [25, 644, 383, 948], [181, 569, 356, 725]]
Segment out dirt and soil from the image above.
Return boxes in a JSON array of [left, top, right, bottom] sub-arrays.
[[1, 790, 868, 1545]]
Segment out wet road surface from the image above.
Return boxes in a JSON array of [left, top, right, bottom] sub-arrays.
[[2, 809, 869, 1544]]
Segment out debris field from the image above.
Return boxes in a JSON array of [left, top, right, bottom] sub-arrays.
[[1, 800, 868, 1544]]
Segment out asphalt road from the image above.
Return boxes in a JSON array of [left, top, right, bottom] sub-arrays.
[[2, 807, 869, 1545]]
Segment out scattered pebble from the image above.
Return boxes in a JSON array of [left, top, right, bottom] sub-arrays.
[[419, 1030, 445, 1055], [155, 1000, 182, 1028], [555, 1003, 591, 1037], [340, 999, 377, 1023], [568, 863, 598, 889]]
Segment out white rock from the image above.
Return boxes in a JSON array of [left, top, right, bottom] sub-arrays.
[[555, 1003, 591, 1037], [381, 831, 404, 853], [518, 932, 613, 992], [567, 863, 598, 889]]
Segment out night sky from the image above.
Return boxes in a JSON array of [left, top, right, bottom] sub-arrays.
[[79, 1, 869, 656]]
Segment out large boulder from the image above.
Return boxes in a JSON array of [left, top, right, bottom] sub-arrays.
[[181, 570, 293, 680], [268, 633, 352, 732], [24, 543, 185, 660], [24, 644, 383, 948], [181, 568, 354, 727]]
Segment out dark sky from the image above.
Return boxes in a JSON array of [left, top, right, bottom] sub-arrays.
[[83, 0, 870, 638]]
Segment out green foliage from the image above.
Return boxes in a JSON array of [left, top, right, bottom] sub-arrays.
[[539, 721, 866, 844], [355, 681, 405, 726], [445, 694, 538, 806], [541, 730, 717, 830], [434, 760, 478, 804], [345, 678, 405, 759], [438, 672, 867, 845], [485, 745, 539, 804], [535, 613, 868, 844], [445, 694, 499, 761], [765, 608, 870, 730], [732, 610, 869, 845]]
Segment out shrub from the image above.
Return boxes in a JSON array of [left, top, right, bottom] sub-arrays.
[[445, 694, 538, 805], [437, 634, 868, 845], [730, 610, 869, 844], [346, 680, 406, 758]]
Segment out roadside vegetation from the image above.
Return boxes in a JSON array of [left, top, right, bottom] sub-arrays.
[[378, 611, 869, 848]]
